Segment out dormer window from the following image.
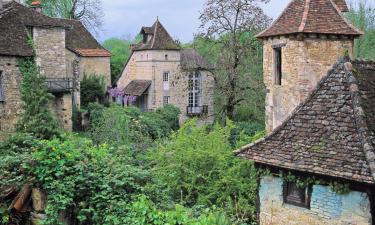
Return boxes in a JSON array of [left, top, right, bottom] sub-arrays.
[[143, 34, 148, 43]]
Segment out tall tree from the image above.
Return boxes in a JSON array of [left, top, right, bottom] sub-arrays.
[[346, 0, 375, 59], [199, 0, 271, 121], [26, 0, 104, 33]]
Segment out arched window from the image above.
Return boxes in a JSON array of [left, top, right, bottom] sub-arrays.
[[188, 71, 202, 108]]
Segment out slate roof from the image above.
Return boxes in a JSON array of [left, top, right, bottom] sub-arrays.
[[0, 2, 109, 57], [180, 49, 215, 70], [256, 0, 363, 38], [236, 60, 375, 184], [123, 80, 152, 96], [132, 19, 180, 51]]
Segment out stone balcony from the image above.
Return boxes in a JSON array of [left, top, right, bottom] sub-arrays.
[[45, 78, 74, 93]]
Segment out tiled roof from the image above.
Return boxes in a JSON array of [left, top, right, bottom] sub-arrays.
[[132, 19, 180, 51], [73, 49, 110, 57], [332, 0, 349, 12], [256, 0, 362, 38], [236, 60, 375, 184], [123, 80, 152, 96], [0, 2, 108, 57], [180, 49, 214, 70]]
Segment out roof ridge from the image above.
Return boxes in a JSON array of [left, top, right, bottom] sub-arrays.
[[151, 20, 158, 49], [298, 0, 311, 32], [328, 0, 364, 35], [345, 62, 375, 182], [235, 59, 348, 156], [256, 0, 297, 38]]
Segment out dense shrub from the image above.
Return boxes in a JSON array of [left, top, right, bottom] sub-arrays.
[[147, 120, 259, 224], [16, 58, 61, 139], [81, 74, 106, 107]]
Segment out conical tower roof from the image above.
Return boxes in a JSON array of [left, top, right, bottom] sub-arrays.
[[257, 0, 362, 38]]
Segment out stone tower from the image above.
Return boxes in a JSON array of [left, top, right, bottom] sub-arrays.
[[257, 0, 362, 132]]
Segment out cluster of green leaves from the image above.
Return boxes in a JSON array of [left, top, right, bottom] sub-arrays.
[[147, 120, 259, 224], [80, 74, 107, 107], [87, 104, 181, 148], [347, 1, 375, 59], [16, 58, 61, 139]]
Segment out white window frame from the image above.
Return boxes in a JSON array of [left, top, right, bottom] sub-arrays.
[[188, 71, 202, 113], [163, 96, 170, 106], [163, 71, 170, 90]]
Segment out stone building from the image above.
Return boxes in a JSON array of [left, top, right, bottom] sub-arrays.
[[0, 0, 110, 131], [116, 19, 215, 124], [236, 0, 375, 224]]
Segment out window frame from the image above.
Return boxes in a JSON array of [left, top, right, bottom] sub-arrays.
[[163, 71, 170, 82], [0, 71, 5, 102], [188, 71, 202, 108], [273, 47, 282, 85], [283, 181, 311, 209], [163, 96, 170, 106]]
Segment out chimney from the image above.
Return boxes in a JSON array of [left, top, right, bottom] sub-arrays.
[[31, 1, 42, 13]]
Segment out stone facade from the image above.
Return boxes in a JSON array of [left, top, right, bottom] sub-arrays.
[[0, 57, 23, 132], [79, 56, 111, 88], [259, 176, 372, 225], [117, 50, 215, 124], [263, 36, 354, 132]]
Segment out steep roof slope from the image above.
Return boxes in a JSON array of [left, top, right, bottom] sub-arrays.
[[236, 60, 375, 184], [0, 2, 109, 57], [180, 49, 214, 70], [256, 0, 362, 38], [132, 19, 180, 51]]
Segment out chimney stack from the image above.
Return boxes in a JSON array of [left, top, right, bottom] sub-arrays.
[[31, 1, 42, 13]]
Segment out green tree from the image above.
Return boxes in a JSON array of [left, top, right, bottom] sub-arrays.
[[347, 0, 375, 59], [16, 58, 60, 139], [198, 0, 271, 122], [80, 74, 106, 107]]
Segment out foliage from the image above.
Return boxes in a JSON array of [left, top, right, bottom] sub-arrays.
[[17, 135, 149, 225], [347, 0, 375, 59], [88, 104, 180, 147], [16, 58, 61, 139], [80, 74, 106, 107], [198, 0, 271, 121], [26, 0, 104, 33], [147, 120, 258, 224]]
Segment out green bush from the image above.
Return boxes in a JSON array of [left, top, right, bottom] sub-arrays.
[[16, 58, 61, 139], [81, 74, 106, 107], [147, 120, 259, 224]]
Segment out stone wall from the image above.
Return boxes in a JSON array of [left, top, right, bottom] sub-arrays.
[[263, 36, 354, 132], [79, 56, 111, 88], [117, 50, 215, 124], [49, 93, 72, 131], [259, 175, 372, 225], [0, 56, 23, 133], [33, 27, 67, 78]]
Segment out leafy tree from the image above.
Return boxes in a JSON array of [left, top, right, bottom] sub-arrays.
[[26, 0, 104, 33], [198, 0, 271, 121], [16, 58, 60, 139], [80, 74, 106, 107], [347, 0, 375, 59], [147, 120, 260, 223]]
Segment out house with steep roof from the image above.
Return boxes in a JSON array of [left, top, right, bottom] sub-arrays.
[[236, 0, 374, 224], [116, 19, 215, 124], [0, 0, 110, 131]]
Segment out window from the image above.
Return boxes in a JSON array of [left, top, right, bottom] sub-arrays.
[[283, 182, 311, 208], [188, 71, 202, 108], [165, 54, 169, 61], [163, 96, 170, 105], [0, 71, 4, 102], [274, 47, 282, 85], [163, 72, 170, 82]]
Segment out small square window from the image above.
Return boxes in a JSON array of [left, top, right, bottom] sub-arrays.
[[283, 182, 311, 208], [163, 72, 170, 82], [163, 96, 170, 105], [274, 47, 282, 85]]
